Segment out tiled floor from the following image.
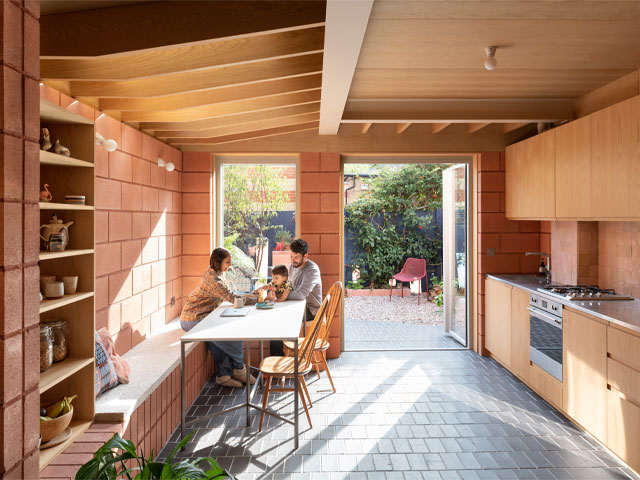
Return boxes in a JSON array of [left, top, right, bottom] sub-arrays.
[[344, 318, 463, 350], [159, 351, 638, 480]]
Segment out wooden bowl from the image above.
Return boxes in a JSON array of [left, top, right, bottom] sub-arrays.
[[40, 407, 73, 443]]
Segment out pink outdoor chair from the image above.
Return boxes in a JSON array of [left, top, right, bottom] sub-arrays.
[[389, 258, 427, 304]]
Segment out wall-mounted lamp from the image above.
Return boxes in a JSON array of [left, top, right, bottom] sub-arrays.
[[157, 157, 175, 172], [484, 46, 498, 71], [95, 132, 118, 152]]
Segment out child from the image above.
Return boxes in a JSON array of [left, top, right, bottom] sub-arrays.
[[268, 264, 292, 302]]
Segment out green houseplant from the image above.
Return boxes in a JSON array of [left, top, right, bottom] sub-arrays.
[[75, 431, 235, 480]]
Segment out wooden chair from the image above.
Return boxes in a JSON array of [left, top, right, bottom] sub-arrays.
[[258, 294, 330, 431], [283, 281, 343, 394]]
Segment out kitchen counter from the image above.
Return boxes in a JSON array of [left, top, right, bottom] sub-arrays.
[[487, 274, 640, 334]]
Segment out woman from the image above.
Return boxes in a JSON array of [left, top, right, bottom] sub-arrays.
[[181, 247, 274, 388]]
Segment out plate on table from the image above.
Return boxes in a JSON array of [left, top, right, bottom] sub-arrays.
[[40, 426, 72, 449], [256, 302, 275, 309]]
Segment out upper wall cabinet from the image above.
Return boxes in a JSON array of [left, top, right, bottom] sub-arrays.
[[505, 128, 555, 219], [506, 95, 640, 221]]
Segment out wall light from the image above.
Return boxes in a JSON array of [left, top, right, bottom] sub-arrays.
[[484, 46, 498, 71], [157, 157, 175, 172], [95, 132, 118, 152]]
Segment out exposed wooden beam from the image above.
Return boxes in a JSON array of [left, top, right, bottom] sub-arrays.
[[41, 27, 324, 81], [432, 123, 451, 134], [319, 0, 374, 134], [99, 74, 322, 111], [361, 123, 372, 134], [119, 89, 321, 122], [71, 53, 323, 98], [142, 102, 320, 132], [161, 114, 320, 142], [342, 99, 575, 122], [467, 123, 490, 134], [396, 123, 411, 134], [169, 122, 319, 146], [502, 122, 530, 134], [41, 1, 326, 57]]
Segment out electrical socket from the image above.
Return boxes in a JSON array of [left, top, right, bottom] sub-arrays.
[[170, 296, 175, 307]]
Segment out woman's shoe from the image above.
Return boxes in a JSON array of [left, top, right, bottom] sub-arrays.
[[232, 367, 257, 385], [215, 375, 243, 388]]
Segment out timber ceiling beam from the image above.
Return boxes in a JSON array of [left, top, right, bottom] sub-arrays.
[[361, 123, 372, 134], [341, 99, 575, 123], [119, 89, 321, 122], [467, 123, 490, 134], [396, 123, 411, 134], [70, 53, 323, 98], [432, 123, 451, 134], [319, 0, 374, 134], [169, 122, 320, 146], [41, 1, 326, 57], [41, 27, 324, 81], [141, 102, 320, 132], [502, 122, 530, 134], [99, 74, 322, 111], [160, 113, 320, 141]]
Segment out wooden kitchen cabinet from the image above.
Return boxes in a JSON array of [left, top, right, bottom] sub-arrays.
[[554, 115, 592, 218], [591, 96, 640, 218], [505, 128, 555, 219], [485, 278, 512, 368], [607, 390, 640, 474], [563, 308, 607, 442], [510, 287, 530, 382]]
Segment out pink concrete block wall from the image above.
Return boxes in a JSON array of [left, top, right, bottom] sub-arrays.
[[476, 152, 541, 355]]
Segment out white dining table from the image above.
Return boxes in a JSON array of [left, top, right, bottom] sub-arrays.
[[180, 299, 307, 449]]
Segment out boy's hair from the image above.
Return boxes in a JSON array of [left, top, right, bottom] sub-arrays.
[[289, 238, 309, 255], [210, 247, 231, 271], [271, 264, 289, 278]]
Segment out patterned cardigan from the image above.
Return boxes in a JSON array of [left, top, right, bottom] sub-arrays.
[[181, 268, 237, 323]]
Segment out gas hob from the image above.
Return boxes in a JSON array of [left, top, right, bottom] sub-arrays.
[[537, 285, 633, 301]]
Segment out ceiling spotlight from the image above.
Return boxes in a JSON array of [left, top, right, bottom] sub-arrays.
[[95, 133, 118, 152], [166, 162, 175, 172], [484, 46, 498, 71], [157, 157, 166, 168]]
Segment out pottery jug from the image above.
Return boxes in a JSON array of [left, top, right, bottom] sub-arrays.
[[40, 215, 73, 251]]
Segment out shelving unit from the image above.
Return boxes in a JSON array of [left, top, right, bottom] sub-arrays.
[[39, 98, 96, 471]]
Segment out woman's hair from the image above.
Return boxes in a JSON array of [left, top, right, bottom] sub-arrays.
[[271, 264, 289, 278], [290, 238, 309, 255], [210, 247, 231, 271]]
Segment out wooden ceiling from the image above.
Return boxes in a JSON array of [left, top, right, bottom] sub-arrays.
[[40, 0, 640, 147]]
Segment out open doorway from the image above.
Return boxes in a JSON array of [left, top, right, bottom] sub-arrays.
[[342, 159, 469, 350]]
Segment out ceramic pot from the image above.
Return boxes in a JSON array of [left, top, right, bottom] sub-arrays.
[[45, 282, 64, 299], [62, 276, 78, 294]]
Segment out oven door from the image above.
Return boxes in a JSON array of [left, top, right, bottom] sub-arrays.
[[528, 306, 563, 382]]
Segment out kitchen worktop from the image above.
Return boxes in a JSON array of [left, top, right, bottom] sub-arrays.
[[487, 274, 640, 334]]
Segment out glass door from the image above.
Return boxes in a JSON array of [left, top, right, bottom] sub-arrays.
[[442, 164, 468, 346]]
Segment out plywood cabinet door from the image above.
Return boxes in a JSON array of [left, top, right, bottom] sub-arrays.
[[485, 278, 512, 367], [555, 115, 592, 218], [607, 390, 640, 474], [505, 129, 555, 219], [591, 96, 640, 218], [510, 287, 530, 381], [563, 309, 607, 442]]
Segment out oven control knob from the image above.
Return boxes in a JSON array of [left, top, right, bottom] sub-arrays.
[[595, 292, 601, 297], [552, 305, 557, 311]]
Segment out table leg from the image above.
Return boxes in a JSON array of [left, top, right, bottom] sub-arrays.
[[180, 341, 185, 444], [294, 337, 299, 449], [246, 341, 251, 427]]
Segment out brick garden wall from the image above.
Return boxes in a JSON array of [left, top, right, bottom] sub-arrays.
[[0, 1, 41, 477]]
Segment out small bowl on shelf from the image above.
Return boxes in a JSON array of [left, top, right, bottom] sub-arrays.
[[40, 407, 73, 443], [64, 195, 85, 206]]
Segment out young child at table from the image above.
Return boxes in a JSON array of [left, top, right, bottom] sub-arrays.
[[268, 264, 292, 302]]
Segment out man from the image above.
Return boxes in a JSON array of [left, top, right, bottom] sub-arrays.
[[270, 238, 322, 356]]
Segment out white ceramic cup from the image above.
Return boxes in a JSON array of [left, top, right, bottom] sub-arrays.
[[234, 296, 244, 308], [62, 276, 78, 294], [40, 275, 56, 294], [45, 281, 64, 299]]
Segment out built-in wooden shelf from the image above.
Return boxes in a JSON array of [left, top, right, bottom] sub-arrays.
[[40, 99, 93, 125], [39, 419, 93, 470], [40, 149, 94, 168], [39, 202, 94, 211], [40, 357, 94, 394], [39, 292, 94, 314], [39, 249, 94, 261]]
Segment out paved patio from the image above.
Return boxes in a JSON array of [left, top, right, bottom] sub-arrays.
[[158, 350, 638, 480]]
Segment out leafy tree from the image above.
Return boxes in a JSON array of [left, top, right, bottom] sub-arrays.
[[223, 165, 289, 270], [344, 164, 448, 287]]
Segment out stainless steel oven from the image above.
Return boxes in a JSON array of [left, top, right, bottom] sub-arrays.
[[529, 293, 563, 382]]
